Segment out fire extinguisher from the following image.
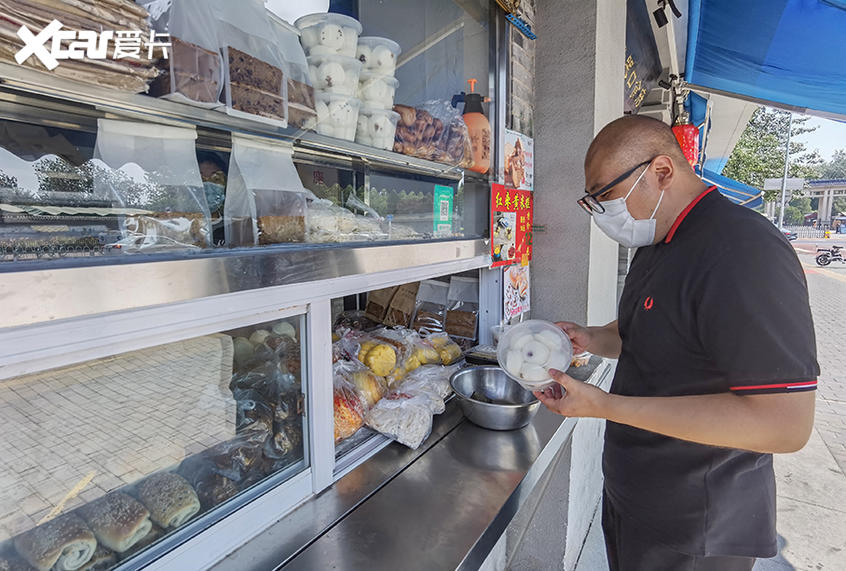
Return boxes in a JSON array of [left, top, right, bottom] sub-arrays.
[[672, 113, 699, 168]]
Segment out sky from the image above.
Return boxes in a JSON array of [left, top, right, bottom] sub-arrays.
[[794, 116, 846, 161]]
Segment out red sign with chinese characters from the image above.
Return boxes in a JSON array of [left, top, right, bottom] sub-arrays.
[[491, 184, 533, 267]]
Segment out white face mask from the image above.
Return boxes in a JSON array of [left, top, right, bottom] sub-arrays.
[[592, 164, 664, 248]]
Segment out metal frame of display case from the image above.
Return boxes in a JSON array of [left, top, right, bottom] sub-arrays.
[[0, 4, 508, 566]]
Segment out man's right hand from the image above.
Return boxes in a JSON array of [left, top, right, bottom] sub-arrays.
[[554, 320, 622, 359], [556, 321, 592, 354]]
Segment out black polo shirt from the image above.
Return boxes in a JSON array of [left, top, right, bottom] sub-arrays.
[[603, 186, 819, 557]]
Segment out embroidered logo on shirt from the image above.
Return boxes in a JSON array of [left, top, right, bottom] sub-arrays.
[[643, 296, 654, 311]]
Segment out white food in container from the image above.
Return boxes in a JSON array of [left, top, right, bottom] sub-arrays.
[[356, 36, 401, 76], [357, 72, 398, 109], [315, 92, 360, 141], [295, 13, 362, 58], [354, 105, 399, 150], [497, 320, 573, 390], [307, 53, 361, 96]]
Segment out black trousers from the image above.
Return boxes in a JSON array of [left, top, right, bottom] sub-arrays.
[[601, 495, 756, 571]]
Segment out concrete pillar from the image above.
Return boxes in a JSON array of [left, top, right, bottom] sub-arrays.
[[533, 0, 625, 327]]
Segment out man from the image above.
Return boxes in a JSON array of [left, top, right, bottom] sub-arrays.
[[535, 115, 819, 571]]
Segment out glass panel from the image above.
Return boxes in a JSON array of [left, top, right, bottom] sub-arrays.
[[0, 316, 306, 570]]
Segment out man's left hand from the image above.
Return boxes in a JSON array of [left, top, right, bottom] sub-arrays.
[[533, 369, 611, 418]]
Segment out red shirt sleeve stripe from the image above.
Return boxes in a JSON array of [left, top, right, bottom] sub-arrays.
[[664, 186, 717, 243], [730, 380, 817, 391]]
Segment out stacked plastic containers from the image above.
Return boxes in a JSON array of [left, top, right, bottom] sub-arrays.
[[295, 13, 363, 141], [354, 37, 401, 150]]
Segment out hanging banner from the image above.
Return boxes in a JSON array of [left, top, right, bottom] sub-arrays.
[[504, 264, 530, 320], [504, 129, 533, 190], [491, 184, 533, 267], [624, 0, 661, 113]]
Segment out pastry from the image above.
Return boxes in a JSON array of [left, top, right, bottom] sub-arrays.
[[193, 473, 239, 510], [150, 38, 221, 103], [13, 514, 96, 571], [228, 83, 285, 121], [257, 215, 306, 244], [227, 47, 282, 94], [78, 492, 152, 553], [445, 310, 478, 339], [136, 472, 201, 530], [119, 525, 162, 558], [77, 546, 115, 571]]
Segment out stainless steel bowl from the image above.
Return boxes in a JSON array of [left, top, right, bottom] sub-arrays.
[[450, 366, 541, 431]]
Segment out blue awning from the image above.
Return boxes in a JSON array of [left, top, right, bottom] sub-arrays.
[[686, 1, 846, 119], [700, 169, 764, 209]]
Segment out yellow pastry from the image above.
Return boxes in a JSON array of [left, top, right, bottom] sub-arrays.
[[362, 343, 397, 376]]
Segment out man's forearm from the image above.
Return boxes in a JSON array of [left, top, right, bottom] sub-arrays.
[[602, 390, 815, 454], [586, 321, 622, 359]]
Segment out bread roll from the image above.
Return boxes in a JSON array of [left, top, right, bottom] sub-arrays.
[[78, 492, 152, 553], [77, 545, 115, 571], [136, 473, 201, 530], [13, 514, 96, 571]]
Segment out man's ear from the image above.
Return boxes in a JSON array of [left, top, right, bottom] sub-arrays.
[[652, 155, 675, 189]]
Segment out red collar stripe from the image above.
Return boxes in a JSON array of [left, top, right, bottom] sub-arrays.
[[664, 186, 717, 244], [729, 380, 817, 392]]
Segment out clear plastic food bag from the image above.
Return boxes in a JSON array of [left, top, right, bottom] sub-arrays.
[[445, 276, 479, 340], [365, 395, 433, 449], [211, 0, 287, 125], [224, 135, 312, 246], [93, 119, 211, 252], [402, 362, 463, 400], [147, 0, 225, 107], [269, 14, 318, 131], [393, 100, 473, 168], [333, 362, 368, 442], [412, 280, 450, 335], [425, 332, 463, 365], [334, 358, 387, 409]]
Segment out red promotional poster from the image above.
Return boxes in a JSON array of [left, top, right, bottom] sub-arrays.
[[491, 184, 533, 267]]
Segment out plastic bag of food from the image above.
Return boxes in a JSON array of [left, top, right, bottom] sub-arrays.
[[393, 100, 473, 168], [334, 358, 387, 409], [147, 0, 225, 107], [412, 280, 449, 335], [445, 276, 479, 340], [211, 0, 287, 124], [333, 362, 368, 442], [364, 395, 433, 449], [306, 198, 386, 243], [402, 362, 463, 400], [224, 135, 313, 246], [369, 327, 422, 386], [269, 13, 318, 131], [93, 119, 211, 251], [425, 332, 463, 365]]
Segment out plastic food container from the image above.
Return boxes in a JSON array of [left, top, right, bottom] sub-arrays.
[[295, 12, 362, 58], [496, 320, 573, 391], [357, 72, 398, 109], [355, 37, 401, 76], [307, 53, 362, 96], [315, 92, 361, 141], [355, 106, 399, 149]]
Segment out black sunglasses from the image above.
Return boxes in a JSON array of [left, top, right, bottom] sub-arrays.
[[577, 158, 654, 214]]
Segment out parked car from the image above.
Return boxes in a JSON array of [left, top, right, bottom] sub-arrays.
[[782, 229, 798, 241]]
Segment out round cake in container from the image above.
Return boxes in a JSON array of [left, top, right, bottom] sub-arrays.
[[355, 105, 399, 150], [315, 92, 361, 141], [295, 13, 362, 58], [307, 53, 362, 96], [355, 37, 401, 76], [357, 72, 398, 109], [496, 320, 573, 391]]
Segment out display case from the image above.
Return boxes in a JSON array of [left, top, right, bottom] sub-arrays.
[[0, 0, 507, 568]]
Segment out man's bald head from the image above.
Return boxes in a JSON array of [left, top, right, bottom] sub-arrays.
[[586, 115, 689, 172]]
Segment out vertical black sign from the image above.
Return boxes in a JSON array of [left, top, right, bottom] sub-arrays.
[[625, 0, 662, 113]]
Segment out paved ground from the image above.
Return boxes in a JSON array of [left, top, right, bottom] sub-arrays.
[[0, 335, 236, 542], [575, 239, 846, 571]]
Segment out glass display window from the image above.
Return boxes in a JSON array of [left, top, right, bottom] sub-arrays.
[[0, 315, 307, 571]]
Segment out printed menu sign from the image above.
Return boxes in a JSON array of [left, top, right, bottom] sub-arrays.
[[490, 183, 533, 267], [504, 264, 530, 319]]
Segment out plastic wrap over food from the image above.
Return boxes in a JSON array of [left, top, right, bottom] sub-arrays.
[[224, 135, 313, 247], [93, 119, 211, 252], [364, 395, 433, 449], [425, 332, 463, 365], [402, 362, 463, 400], [269, 14, 318, 131], [147, 0, 225, 106], [445, 276, 479, 340], [211, 0, 287, 124], [306, 198, 386, 243], [393, 100, 473, 168], [333, 358, 387, 409], [333, 362, 367, 442], [412, 280, 449, 335]]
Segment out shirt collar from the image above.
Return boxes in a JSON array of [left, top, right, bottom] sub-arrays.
[[663, 186, 717, 244]]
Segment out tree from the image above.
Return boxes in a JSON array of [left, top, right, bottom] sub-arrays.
[[817, 149, 846, 180], [723, 107, 823, 203]]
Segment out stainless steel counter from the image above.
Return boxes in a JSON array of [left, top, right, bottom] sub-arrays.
[[214, 358, 611, 571]]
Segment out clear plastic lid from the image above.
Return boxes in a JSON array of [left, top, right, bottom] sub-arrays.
[[496, 320, 573, 391], [355, 37, 401, 76], [307, 53, 362, 96]]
